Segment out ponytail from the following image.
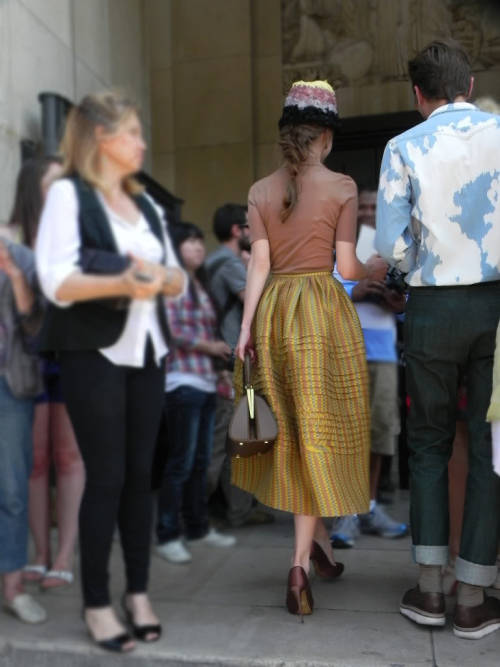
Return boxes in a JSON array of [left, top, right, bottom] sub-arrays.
[[278, 124, 325, 222]]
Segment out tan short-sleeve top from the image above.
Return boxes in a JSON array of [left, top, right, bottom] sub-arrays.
[[248, 165, 357, 274]]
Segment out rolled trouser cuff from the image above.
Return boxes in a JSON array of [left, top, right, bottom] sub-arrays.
[[412, 545, 448, 566], [455, 556, 498, 587]]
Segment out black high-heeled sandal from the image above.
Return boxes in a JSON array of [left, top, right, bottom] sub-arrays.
[[121, 593, 162, 642], [82, 608, 135, 653]]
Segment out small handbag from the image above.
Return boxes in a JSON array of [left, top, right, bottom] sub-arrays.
[[228, 354, 278, 458]]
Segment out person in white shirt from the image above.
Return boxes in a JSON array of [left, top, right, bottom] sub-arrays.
[[35, 91, 185, 653]]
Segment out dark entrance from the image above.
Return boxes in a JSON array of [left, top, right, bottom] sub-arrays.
[[326, 110, 421, 188]]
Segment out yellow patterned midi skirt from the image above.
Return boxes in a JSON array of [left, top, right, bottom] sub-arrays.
[[232, 271, 370, 517]]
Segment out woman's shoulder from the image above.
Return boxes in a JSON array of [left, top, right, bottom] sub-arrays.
[[317, 168, 357, 201], [249, 168, 286, 202], [46, 177, 78, 201], [319, 167, 356, 187]]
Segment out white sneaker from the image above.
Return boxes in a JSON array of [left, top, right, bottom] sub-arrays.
[[155, 539, 192, 564], [4, 593, 47, 624], [188, 527, 236, 547]]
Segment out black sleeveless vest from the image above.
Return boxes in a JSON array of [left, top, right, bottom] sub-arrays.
[[39, 175, 170, 352]]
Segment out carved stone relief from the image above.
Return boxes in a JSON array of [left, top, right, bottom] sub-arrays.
[[281, 0, 500, 91]]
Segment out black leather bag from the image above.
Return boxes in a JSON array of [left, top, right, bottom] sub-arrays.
[[228, 354, 278, 458]]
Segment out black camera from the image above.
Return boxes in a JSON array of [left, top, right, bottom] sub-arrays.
[[364, 267, 407, 304], [385, 267, 407, 295]]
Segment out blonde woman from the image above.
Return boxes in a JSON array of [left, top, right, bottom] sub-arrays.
[[234, 81, 387, 618], [35, 92, 185, 652]]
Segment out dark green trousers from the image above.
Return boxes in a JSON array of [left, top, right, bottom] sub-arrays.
[[405, 282, 500, 586]]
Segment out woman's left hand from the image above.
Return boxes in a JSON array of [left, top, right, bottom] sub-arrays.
[[235, 325, 255, 362], [162, 266, 185, 297]]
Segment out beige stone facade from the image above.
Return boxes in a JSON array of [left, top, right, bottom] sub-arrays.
[[282, 0, 500, 118], [145, 0, 283, 235], [146, 0, 500, 238], [0, 0, 150, 227], [1, 0, 499, 240]]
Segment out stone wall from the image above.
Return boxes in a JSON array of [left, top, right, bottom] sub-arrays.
[[145, 0, 283, 237], [4, 1, 497, 239], [146, 0, 500, 240], [282, 0, 500, 118], [0, 0, 150, 227]]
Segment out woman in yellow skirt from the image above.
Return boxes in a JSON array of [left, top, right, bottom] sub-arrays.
[[234, 80, 387, 618]]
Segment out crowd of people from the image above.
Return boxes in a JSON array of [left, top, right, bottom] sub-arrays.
[[0, 38, 499, 653]]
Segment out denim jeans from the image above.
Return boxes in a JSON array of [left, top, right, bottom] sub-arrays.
[[405, 282, 500, 586], [156, 386, 216, 543], [0, 376, 34, 573]]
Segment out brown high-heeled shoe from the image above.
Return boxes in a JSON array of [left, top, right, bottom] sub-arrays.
[[286, 566, 313, 622], [310, 541, 344, 580]]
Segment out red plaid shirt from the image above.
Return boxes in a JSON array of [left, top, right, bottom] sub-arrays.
[[165, 281, 217, 383]]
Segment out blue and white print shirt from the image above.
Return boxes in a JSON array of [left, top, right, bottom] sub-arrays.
[[375, 103, 500, 287]]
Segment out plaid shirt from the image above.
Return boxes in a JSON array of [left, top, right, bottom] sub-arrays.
[[165, 281, 217, 383]]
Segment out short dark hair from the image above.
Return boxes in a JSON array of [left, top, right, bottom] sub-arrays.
[[408, 40, 471, 102], [169, 221, 204, 248], [168, 221, 208, 305], [212, 203, 247, 242]]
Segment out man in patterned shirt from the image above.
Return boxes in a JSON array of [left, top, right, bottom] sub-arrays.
[[376, 40, 500, 640]]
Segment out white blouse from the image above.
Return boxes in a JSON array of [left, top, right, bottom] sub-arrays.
[[35, 178, 185, 368]]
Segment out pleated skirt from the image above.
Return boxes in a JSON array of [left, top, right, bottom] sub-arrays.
[[232, 271, 370, 517]]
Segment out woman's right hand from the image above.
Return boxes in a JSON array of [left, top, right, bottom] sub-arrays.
[[208, 340, 232, 360], [235, 325, 255, 362], [365, 254, 388, 281], [121, 260, 164, 300]]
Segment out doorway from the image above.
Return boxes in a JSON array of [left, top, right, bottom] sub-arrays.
[[326, 110, 421, 188]]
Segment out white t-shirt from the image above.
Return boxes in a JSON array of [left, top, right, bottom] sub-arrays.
[[35, 178, 185, 367]]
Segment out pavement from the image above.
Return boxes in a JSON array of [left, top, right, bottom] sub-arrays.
[[1, 491, 499, 667]]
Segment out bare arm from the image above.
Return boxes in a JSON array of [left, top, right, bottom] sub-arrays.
[[55, 261, 166, 303], [193, 339, 232, 359], [0, 242, 35, 314], [161, 266, 186, 297], [235, 239, 271, 361], [336, 193, 387, 281]]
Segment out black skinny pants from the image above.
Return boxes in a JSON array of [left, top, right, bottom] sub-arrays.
[[60, 344, 164, 607]]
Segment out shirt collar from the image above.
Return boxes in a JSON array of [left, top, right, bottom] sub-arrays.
[[428, 102, 476, 119]]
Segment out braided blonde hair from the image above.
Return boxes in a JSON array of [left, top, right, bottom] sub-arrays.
[[278, 124, 325, 222]]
